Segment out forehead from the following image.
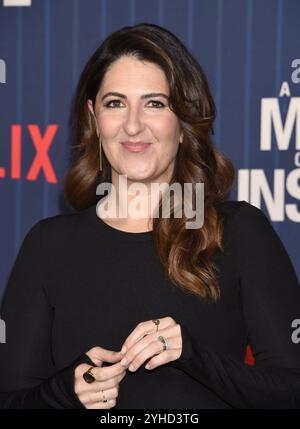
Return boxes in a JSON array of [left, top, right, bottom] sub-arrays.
[[99, 56, 169, 92]]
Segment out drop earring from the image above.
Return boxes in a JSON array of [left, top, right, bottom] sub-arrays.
[[98, 135, 103, 171]]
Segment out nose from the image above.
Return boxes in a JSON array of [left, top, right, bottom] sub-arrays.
[[123, 105, 145, 136]]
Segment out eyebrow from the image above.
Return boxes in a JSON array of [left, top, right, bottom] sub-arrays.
[[101, 92, 169, 102]]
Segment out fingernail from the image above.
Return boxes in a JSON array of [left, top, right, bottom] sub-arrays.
[[120, 357, 127, 367], [129, 364, 135, 371], [121, 346, 127, 355]]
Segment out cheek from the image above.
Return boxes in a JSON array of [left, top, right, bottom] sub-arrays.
[[97, 114, 119, 138], [152, 117, 181, 157], [151, 115, 180, 140]]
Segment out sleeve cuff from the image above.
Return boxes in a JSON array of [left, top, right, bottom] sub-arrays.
[[169, 322, 194, 368], [58, 352, 97, 409]]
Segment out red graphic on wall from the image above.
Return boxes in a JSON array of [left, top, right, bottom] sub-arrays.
[[0, 124, 58, 183]]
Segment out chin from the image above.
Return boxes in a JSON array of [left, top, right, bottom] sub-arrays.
[[120, 167, 153, 182], [123, 173, 153, 184]]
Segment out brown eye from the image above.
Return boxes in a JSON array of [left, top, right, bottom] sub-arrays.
[[104, 99, 123, 108], [104, 99, 165, 108], [148, 100, 165, 108]]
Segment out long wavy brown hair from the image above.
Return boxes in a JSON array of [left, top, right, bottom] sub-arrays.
[[64, 23, 235, 302]]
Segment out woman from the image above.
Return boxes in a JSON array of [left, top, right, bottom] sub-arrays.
[[1, 23, 300, 409]]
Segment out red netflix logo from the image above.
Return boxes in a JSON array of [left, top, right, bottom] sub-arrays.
[[0, 124, 58, 183]]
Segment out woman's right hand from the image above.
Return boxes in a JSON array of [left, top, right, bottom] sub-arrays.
[[74, 346, 126, 409]]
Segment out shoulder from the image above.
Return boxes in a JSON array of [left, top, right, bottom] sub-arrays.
[[38, 208, 88, 233], [22, 207, 91, 252], [218, 199, 271, 229], [219, 200, 292, 264], [217, 200, 280, 252]]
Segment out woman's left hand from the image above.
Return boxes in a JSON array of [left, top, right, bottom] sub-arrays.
[[119, 316, 183, 372]]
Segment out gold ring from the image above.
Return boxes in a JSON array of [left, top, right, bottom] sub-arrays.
[[83, 366, 96, 384], [152, 319, 160, 332], [101, 390, 108, 403]]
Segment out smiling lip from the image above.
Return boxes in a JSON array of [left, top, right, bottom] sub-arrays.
[[121, 141, 151, 153]]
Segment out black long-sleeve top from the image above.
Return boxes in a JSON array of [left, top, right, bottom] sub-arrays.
[[0, 200, 300, 409]]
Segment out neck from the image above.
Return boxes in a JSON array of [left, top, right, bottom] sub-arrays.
[[98, 169, 174, 232]]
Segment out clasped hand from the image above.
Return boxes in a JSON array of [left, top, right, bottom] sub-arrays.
[[75, 316, 183, 409], [119, 316, 183, 371]]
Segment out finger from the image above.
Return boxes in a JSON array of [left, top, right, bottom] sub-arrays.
[[144, 326, 183, 370], [86, 347, 122, 366], [76, 363, 97, 381], [144, 349, 174, 371], [91, 361, 127, 382], [77, 378, 116, 395], [123, 330, 177, 372], [96, 374, 126, 391], [86, 399, 117, 409], [76, 362, 126, 389], [76, 367, 126, 397], [80, 386, 119, 407], [120, 331, 159, 368], [120, 317, 173, 355], [121, 324, 179, 366], [116, 371, 126, 384]]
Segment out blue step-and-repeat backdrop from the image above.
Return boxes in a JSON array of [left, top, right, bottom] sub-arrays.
[[0, 0, 299, 303]]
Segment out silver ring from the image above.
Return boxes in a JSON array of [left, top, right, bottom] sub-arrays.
[[157, 335, 168, 351]]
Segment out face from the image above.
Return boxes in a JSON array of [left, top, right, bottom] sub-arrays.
[[87, 55, 183, 187]]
